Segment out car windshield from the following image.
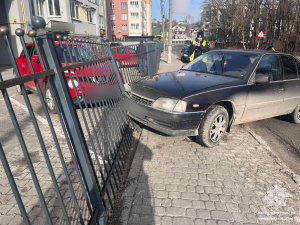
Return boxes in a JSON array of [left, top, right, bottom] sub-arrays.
[[56, 44, 93, 63], [182, 51, 259, 78]]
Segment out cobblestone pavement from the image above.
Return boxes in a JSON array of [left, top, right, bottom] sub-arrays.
[[121, 125, 300, 225]]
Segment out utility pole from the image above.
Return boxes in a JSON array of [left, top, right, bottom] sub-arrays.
[[161, 0, 165, 53], [167, 0, 173, 64]]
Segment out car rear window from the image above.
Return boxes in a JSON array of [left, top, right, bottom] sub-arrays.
[[56, 44, 92, 63], [183, 51, 259, 78], [117, 47, 128, 54]]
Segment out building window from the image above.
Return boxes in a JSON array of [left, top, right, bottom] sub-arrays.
[[87, 8, 95, 23], [70, 1, 79, 19], [121, 14, 127, 20], [111, 14, 115, 20], [88, 0, 99, 4], [131, 12, 138, 19], [131, 23, 139, 30], [110, 3, 115, 9], [121, 2, 127, 9], [48, 0, 61, 16], [130, 1, 139, 8], [37, 0, 44, 16], [111, 25, 116, 31], [99, 15, 104, 29], [122, 24, 127, 31]]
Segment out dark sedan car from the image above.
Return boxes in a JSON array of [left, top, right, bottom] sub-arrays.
[[123, 50, 300, 147], [181, 45, 190, 62]]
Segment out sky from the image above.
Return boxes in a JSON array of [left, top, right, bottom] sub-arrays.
[[152, 0, 204, 22]]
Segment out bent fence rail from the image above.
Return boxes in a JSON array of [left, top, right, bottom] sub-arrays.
[[111, 42, 163, 84], [0, 17, 151, 225]]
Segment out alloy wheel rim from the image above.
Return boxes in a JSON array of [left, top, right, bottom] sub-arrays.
[[210, 114, 227, 143], [46, 88, 54, 110]]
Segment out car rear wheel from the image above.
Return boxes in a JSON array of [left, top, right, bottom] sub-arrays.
[[14, 71, 28, 95], [287, 104, 300, 124], [196, 105, 229, 148], [44, 82, 57, 114]]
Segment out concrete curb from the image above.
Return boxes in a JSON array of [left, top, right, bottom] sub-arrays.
[[120, 128, 148, 225]]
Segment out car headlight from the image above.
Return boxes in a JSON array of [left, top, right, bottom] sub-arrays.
[[152, 97, 187, 112], [68, 79, 79, 88]]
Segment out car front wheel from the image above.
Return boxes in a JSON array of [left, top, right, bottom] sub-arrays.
[[14, 71, 28, 95], [44, 82, 57, 114], [287, 104, 300, 124], [196, 105, 229, 148]]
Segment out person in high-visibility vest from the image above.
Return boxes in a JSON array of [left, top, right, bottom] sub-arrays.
[[188, 31, 210, 62]]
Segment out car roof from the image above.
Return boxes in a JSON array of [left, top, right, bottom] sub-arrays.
[[209, 49, 287, 55]]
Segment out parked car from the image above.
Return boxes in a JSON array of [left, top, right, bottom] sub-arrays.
[[15, 42, 117, 113], [123, 50, 300, 147], [181, 45, 190, 62], [111, 46, 139, 67], [110, 42, 123, 47]]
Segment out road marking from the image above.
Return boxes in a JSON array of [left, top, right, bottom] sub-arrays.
[[9, 97, 65, 139]]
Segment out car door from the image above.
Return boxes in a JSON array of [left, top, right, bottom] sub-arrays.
[[279, 54, 300, 115], [21, 45, 36, 89], [241, 55, 284, 123]]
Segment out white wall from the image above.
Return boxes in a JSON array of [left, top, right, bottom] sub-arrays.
[[128, 0, 142, 36]]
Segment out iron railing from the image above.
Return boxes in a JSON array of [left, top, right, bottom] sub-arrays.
[[111, 41, 163, 84], [0, 15, 156, 224]]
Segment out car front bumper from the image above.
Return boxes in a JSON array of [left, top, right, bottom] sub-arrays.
[[123, 93, 205, 136]]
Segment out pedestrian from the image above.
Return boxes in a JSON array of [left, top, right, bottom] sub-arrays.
[[266, 45, 275, 51], [188, 31, 210, 62], [137, 40, 146, 73]]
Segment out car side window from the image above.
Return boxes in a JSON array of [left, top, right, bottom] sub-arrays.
[[297, 60, 300, 77], [22, 46, 34, 57], [117, 48, 127, 54], [256, 55, 283, 82], [281, 55, 298, 80], [128, 48, 136, 54], [111, 48, 116, 54]]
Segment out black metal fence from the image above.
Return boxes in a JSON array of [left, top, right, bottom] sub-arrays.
[[112, 42, 163, 84], [0, 17, 162, 225]]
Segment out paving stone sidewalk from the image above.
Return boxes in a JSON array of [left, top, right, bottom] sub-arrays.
[[119, 52, 300, 225], [121, 125, 300, 225]]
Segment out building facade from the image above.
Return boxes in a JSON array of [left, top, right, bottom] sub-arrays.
[[107, 0, 152, 41], [0, 0, 107, 64]]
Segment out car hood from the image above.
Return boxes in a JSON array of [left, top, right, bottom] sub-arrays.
[[130, 70, 241, 99]]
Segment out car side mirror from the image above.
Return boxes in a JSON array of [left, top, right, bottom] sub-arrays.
[[31, 55, 40, 63], [255, 74, 270, 84]]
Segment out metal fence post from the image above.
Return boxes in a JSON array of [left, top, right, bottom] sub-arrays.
[[146, 44, 150, 76], [106, 45, 126, 93], [33, 22, 106, 224]]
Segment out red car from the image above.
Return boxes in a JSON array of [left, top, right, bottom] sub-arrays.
[[111, 46, 138, 67], [15, 42, 118, 113]]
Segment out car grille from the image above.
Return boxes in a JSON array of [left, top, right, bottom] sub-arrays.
[[130, 93, 154, 106]]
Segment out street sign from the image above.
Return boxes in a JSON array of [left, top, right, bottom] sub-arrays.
[[257, 31, 265, 38]]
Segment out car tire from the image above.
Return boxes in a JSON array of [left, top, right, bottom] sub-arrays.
[[44, 82, 57, 114], [287, 104, 300, 124], [14, 71, 28, 95], [196, 105, 229, 148]]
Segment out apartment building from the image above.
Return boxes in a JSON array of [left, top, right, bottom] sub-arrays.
[[0, 0, 106, 64], [107, 0, 129, 41], [107, 0, 152, 41]]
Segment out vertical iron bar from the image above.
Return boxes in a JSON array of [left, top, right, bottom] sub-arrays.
[[35, 31, 105, 224]]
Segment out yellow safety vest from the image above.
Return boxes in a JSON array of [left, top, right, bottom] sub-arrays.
[[190, 40, 207, 62]]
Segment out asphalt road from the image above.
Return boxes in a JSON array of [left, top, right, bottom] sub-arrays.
[[173, 44, 300, 175]]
